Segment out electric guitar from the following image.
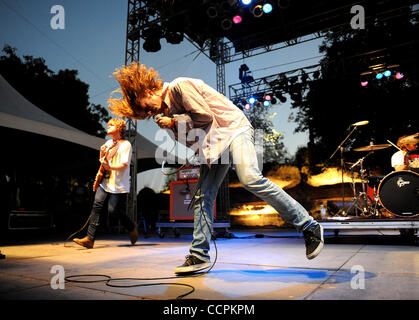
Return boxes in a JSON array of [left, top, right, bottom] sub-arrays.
[[92, 141, 118, 191]]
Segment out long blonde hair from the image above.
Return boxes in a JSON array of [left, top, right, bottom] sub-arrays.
[[108, 62, 163, 119]]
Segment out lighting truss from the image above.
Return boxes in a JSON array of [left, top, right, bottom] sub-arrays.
[[229, 64, 321, 105]]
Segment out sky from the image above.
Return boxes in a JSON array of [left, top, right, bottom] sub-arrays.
[[0, 0, 326, 157]]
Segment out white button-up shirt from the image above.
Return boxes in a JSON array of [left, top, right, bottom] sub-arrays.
[[162, 77, 252, 164]]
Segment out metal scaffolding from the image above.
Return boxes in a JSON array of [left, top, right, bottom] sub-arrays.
[[124, 0, 142, 223]]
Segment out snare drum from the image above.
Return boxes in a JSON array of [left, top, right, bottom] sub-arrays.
[[378, 170, 419, 217]]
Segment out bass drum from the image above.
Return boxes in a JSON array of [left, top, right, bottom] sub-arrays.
[[378, 170, 419, 217]]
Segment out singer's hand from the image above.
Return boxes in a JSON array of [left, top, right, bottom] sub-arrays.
[[156, 116, 173, 129]]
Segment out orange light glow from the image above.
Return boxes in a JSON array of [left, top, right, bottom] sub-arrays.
[[307, 167, 361, 187], [230, 203, 276, 216]]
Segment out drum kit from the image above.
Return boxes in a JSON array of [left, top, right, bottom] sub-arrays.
[[331, 131, 419, 218]]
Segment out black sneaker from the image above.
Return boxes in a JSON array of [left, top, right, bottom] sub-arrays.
[[174, 255, 211, 274], [303, 224, 324, 260]]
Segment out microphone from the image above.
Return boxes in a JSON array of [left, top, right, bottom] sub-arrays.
[[351, 120, 369, 127]]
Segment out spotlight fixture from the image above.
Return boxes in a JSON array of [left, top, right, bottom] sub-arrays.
[[142, 27, 162, 52], [376, 73, 383, 80], [276, 92, 287, 103], [248, 96, 256, 104], [263, 3, 273, 13], [252, 5, 264, 17], [360, 74, 368, 86], [143, 39, 161, 52], [221, 18, 232, 30], [240, 0, 253, 5], [233, 15, 242, 24], [165, 32, 183, 44], [396, 72, 404, 79], [244, 103, 251, 110], [206, 6, 218, 18], [383, 70, 391, 77]]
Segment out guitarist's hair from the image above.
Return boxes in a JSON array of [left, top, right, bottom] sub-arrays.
[[108, 118, 127, 138]]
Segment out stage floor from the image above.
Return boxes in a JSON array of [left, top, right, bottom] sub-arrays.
[[0, 228, 418, 303]]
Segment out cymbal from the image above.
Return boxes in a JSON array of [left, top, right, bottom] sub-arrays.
[[353, 143, 391, 152]]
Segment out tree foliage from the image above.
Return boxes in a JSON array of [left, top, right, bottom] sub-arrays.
[[289, 8, 419, 173], [0, 45, 110, 137], [244, 102, 289, 165]]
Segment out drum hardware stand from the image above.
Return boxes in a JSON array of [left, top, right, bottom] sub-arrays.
[[329, 125, 360, 216], [346, 151, 378, 217]]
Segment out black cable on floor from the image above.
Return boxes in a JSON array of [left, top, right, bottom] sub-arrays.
[[65, 166, 220, 300]]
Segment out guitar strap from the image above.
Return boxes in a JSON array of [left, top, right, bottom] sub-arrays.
[[106, 141, 120, 163]]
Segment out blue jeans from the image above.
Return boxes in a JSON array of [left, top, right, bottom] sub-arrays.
[[87, 186, 134, 240], [189, 128, 317, 262]]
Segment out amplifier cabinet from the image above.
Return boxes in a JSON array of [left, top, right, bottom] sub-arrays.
[[170, 179, 216, 220]]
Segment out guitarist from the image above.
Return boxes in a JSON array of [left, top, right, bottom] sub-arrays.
[[73, 118, 138, 248]]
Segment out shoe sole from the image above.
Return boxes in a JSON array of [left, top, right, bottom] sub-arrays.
[[174, 262, 211, 275], [306, 224, 324, 260], [73, 239, 93, 249]]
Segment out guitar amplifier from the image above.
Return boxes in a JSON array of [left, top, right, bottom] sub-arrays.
[[177, 166, 200, 181], [170, 179, 216, 220]]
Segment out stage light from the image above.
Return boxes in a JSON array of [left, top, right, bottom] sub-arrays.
[[143, 27, 162, 52], [165, 32, 183, 44], [252, 5, 263, 17], [376, 73, 383, 79], [276, 93, 287, 103], [263, 100, 271, 107], [233, 15, 242, 24], [264, 94, 271, 101], [396, 72, 404, 79], [143, 38, 161, 52], [244, 103, 251, 110], [240, 0, 253, 5], [221, 18, 232, 30], [383, 70, 391, 77], [248, 97, 256, 104], [206, 6, 218, 18], [360, 74, 368, 87], [263, 3, 273, 13]]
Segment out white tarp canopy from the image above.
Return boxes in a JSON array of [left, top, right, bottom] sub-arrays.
[[0, 74, 176, 161]]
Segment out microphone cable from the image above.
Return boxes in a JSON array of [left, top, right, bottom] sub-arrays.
[[65, 166, 219, 300]]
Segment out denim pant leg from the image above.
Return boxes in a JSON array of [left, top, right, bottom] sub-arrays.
[[87, 186, 108, 240], [108, 192, 135, 233], [230, 128, 317, 232], [189, 163, 230, 262]]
